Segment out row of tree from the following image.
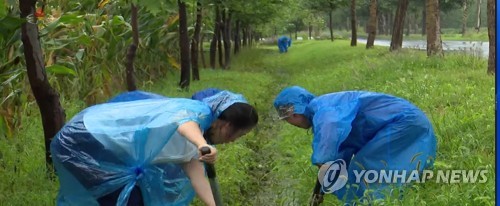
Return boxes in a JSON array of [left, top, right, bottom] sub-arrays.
[[8, 0, 496, 169], [12, 0, 294, 168], [271, 0, 489, 40]]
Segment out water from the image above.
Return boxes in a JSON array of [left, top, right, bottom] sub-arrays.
[[357, 38, 489, 58]]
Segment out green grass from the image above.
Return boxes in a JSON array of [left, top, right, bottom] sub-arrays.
[[0, 40, 494, 205]]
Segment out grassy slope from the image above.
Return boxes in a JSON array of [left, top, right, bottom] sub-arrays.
[[0, 40, 494, 205]]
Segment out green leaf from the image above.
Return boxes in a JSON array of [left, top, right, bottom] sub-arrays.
[[46, 65, 77, 76], [1, 72, 21, 86], [77, 35, 92, 46], [75, 49, 85, 62], [138, 0, 176, 16], [0, 0, 6, 17], [0, 16, 25, 31], [58, 14, 84, 25], [138, 0, 162, 15]]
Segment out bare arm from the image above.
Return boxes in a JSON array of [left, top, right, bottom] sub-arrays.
[[177, 121, 217, 163], [183, 159, 215, 206], [177, 121, 208, 147]]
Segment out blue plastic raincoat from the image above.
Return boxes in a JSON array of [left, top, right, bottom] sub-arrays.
[[51, 90, 247, 206], [277, 36, 292, 53], [274, 86, 437, 203]]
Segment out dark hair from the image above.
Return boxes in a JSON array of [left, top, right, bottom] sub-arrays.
[[218, 103, 258, 129]]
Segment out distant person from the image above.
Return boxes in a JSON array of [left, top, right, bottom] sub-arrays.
[[277, 36, 292, 53], [274, 86, 437, 204]]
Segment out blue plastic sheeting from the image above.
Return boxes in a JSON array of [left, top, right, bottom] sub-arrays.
[[51, 90, 248, 205], [191, 88, 222, 101], [108, 90, 168, 103], [274, 86, 437, 203]]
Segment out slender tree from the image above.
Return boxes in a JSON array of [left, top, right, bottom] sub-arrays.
[[366, 0, 377, 49], [390, 0, 409, 51], [474, 0, 482, 32], [223, 9, 232, 69], [486, 0, 495, 74], [461, 0, 470, 36], [125, 3, 139, 91], [178, 0, 191, 88], [191, 0, 202, 80], [350, 0, 357, 46], [19, 0, 66, 169], [426, 0, 444, 57]]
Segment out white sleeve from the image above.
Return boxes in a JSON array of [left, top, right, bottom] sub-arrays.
[[152, 132, 198, 164]]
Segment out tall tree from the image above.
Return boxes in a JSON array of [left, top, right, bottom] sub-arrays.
[[389, 0, 409, 51], [178, 0, 191, 88], [474, 0, 482, 32], [210, 5, 220, 69], [486, 0, 495, 74], [191, 0, 202, 80], [350, 0, 357, 46], [234, 20, 241, 54], [200, 34, 207, 68], [461, 0, 470, 36], [217, 7, 224, 68], [305, 0, 349, 42], [19, 0, 66, 169], [366, 0, 377, 49], [426, 0, 443, 57], [222, 9, 232, 69], [421, 8, 426, 35], [125, 3, 139, 91], [327, 2, 334, 41], [242, 26, 247, 46]]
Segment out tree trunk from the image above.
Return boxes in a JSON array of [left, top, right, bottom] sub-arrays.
[[308, 23, 312, 40], [350, 0, 357, 46], [125, 3, 138, 91], [422, 8, 427, 35], [329, 9, 334, 41], [346, 17, 350, 32], [200, 34, 207, 68], [487, 0, 495, 74], [20, 0, 66, 169], [387, 12, 393, 35], [475, 0, 482, 32], [377, 13, 383, 35], [390, 0, 409, 51], [366, 0, 377, 49], [223, 10, 231, 69], [234, 20, 240, 54], [242, 26, 247, 47], [462, 0, 469, 36], [426, 0, 444, 57], [209, 32, 217, 69], [414, 12, 420, 32], [191, 0, 202, 80], [178, 0, 190, 88], [209, 6, 220, 69], [249, 28, 253, 47], [295, 24, 298, 40], [217, 8, 224, 68], [405, 13, 411, 36]]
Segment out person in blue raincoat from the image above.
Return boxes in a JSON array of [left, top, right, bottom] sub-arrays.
[[277, 36, 292, 53], [51, 89, 258, 206], [273, 86, 437, 204]]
